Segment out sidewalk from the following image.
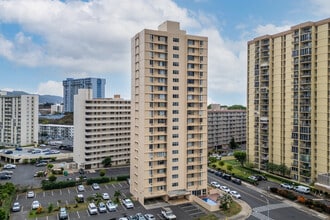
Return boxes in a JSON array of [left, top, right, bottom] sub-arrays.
[[228, 198, 252, 220]]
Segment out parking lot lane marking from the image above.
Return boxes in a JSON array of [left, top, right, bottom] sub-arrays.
[[67, 188, 70, 194], [76, 211, 80, 218], [122, 193, 127, 198], [51, 190, 54, 196], [43, 192, 45, 197], [86, 210, 90, 217], [60, 189, 62, 195], [112, 184, 116, 189], [105, 184, 109, 189], [66, 200, 68, 205], [118, 182, 122, 187]]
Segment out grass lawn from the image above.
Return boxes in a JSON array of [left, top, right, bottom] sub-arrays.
[[28, 203, 88, 218], [219, 200, 242, 216]]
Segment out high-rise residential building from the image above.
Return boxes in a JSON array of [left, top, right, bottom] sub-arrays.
[[130, 21, 208, 204], [50, 104, 64, 114], [63, 77, 106, 112], [73, 89, 130, 169], [39, 124, 74, 140], [208, 104, 246, 151], [247, 18, 330, 186], [0, 92, 38, 146]]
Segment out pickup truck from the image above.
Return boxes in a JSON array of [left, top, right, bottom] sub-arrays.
[[161, 207, 176, 220]]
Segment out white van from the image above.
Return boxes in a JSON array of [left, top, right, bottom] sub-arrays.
[[294, 185, 310, 194]]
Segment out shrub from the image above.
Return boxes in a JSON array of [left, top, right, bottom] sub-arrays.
[[269, 187, 278, 193], [36, 206, 43, 214], [227, 165, 233, 171], [86, 177, 110, 185], [42, 180, 76, 190], [99, 169, 106, 177], [117, 175, 130, 181], [297, 196, 306, 204], [47, 203, 53, 213], [219, 161, 224, 166]]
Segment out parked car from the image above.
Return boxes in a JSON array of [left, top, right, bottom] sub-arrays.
[[220, 185, 230, 193], [210, 181, 221, 188], [280, 183, 294, 190], [161, 207, 176, 220], [222, 173, 232, 180], [88, 202, 98, 215], [15, 147, 22, 151], [294, 185, 310, 194], [11, 202, 21, 212], [230, 190, 241, 199], [35, 162, 47, 167], [77, 184, 85, 192], [4, 164, 16, 169], [4, 150, 13, 154], [136, 213, 147, 220], [58, 207, 68, 220], [231, 178, 242, 185], [102, 192, 110, 200], [106, 201, 118, 212], [98, 202, 107, 213], [144, 214, 156, 220], [27, 191, 35, 198], [76, 194, 84, 203], [31, 201, 40, 210], [215, 171, 223, 177], [92, 183, 100, 190], [248, 175, 258, 181], [255, 175, 267, 181], [0, 174, 11, 180], [122, 198, 134, 209]]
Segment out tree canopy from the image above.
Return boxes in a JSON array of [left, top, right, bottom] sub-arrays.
[[233, 151, 247, 166]]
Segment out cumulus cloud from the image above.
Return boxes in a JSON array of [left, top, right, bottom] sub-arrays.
[[253, 24, 291, 37], [309, 0, 330, 17], [37, 81, 63, 96]]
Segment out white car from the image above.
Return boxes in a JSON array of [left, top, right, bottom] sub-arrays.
[[27, 191, 35, 198], [105, 201, 118, 212], [145, 214, 156, 220], [77, 185, 85, 192], [280, 183, 293, 190], [88, 203, 98, 215], [31, 201, 40, 210], [4, 164, 16, 169], [102, 192, 110, 200], [122, 198, 134, 209], [230, 190, 241, 199], [92, 183, 100, 190], [98, 202, 107, 213], [210, 181, 221, 188], [220, 185, 230, 193]]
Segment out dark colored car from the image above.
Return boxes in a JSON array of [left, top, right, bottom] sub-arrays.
[[231, 178, 242, 185], [222, 174, 232, 180], [255, 175, 267, 181], [215, 171, 223, 177]]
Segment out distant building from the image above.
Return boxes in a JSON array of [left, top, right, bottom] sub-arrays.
[[63, 77, 106, 112], [73, 89, 130, 169], [39, 124, 74, 140], [208, 104, 246, 151], [50, 104, 64, 114], [0, 92, 38, 146]]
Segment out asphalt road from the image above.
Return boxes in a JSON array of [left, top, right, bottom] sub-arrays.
[[208, 172, 327, 220]]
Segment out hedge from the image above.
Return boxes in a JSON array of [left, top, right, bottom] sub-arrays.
[[42, 180, 76, 190], [86, 177, 110, 185], [117, 175, 130, 181]]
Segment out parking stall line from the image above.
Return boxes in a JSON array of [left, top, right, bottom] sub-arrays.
[[86, 210, 90, 217], [60, 189, 62, 195], [76, 211, 80, 218], [51, 190, 54, 196], [43, 192, 45, 197], [66, 200, 68, 205], [112, 184, 116, 189], [118, 182, 122, 187], [105, 184, 109, 189], [67, 188, 71, 194]]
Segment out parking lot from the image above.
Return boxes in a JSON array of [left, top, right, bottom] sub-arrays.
[[8, 168, 208, 220]]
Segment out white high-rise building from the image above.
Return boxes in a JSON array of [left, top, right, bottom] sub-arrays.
[[0, 92, 38, 146], [73, 89, 130, 169], [130, 21, 208, 204]]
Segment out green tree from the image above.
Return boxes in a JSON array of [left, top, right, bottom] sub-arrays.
[[229, 137, 239, 149], [101, 157, 112, 167], [47, 203, 53, 213], [47, 164, 54, 170], [227, 164, 233, 171], [219, 161, 224, 166], [99, 169, 106, 177], [48, 175, 57, 182], [218, 193, 233, 210], [208, 157, 217, 164], [0, 208, 7, 220], [233, 151, 246, 167]]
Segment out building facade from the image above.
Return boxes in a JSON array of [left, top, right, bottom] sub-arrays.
[[73, 89, 130, 169], [0, 92, 38, 146], [208, 104, 246, 151], [63, 77, 106, 112], [130, 21, 208, 204], [247, 18, 330, 185], [50, 104, 64, 114], [39, 124, 74, 140]]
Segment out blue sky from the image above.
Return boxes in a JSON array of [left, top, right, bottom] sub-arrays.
[[0, 0, 329, 105]]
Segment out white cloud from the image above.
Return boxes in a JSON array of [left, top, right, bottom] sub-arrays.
[[253, 24, 291, 36], [309, 0, 330, 17], [37, 81, 63, 96]]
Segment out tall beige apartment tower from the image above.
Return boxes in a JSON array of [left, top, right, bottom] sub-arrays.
[[247, 18, 330, 186], [131, 21, 208, 204]]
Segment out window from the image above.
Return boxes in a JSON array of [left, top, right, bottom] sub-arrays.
[[172, 134, 179, 138], [172, 150, 179, 154], [172, 182, 178, 187], [188, 40, 195, 45], [172, 126, 179, 130], [173, 102, 179, 106], [188, 79, 194, 84], [188, 64, 195, 69], [172, 158, 178, 162], [173, 118, 179, 122], [173, 78, 179, 82], [172, 142, 179, 147], [172, 166, 179, 170], [188, 71, 194, 76], [172, 174, 178, 178], [173, 38, 179, 42], [173, 94, 179, 98], [173, 86, 179, 90], [173, 46, 179, 50], [172, 110, 179, 114], [173, 62, 179, 66], [173, 54, 179, 58], [188, 55, 194, 61], [173, 70, 179, 74]]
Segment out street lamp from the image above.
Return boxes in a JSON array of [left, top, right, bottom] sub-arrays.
[[260, 194, 269, 220]]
